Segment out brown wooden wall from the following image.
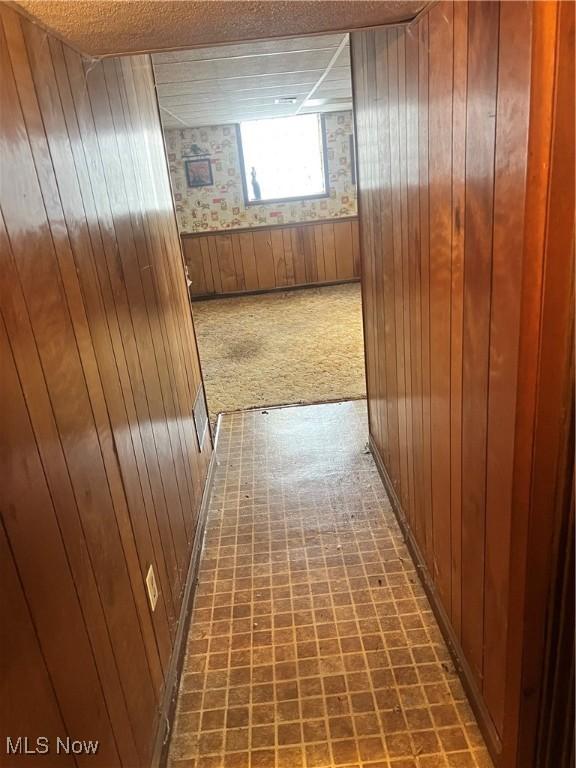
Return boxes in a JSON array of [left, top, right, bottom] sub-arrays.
[[0, 5, 211, 766], [534, 477, 574, 768], [182, 218, 360, 297], [351, 2, 574, 766]]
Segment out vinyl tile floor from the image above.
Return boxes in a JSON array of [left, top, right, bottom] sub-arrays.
[[167, 401, 492, 768]]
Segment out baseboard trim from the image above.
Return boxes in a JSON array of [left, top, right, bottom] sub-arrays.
[[191, 277, 360, 302], [151, 419, 221, 768], [368, 435, 502, 765]]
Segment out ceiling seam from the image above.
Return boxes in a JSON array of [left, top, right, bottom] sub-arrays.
[[294, 34, 349, 115]]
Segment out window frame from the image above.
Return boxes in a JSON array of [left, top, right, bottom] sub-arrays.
[[236, 113, 331, 207]]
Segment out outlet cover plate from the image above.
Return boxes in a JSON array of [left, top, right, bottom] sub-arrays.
[[146, 564, 158, 611]]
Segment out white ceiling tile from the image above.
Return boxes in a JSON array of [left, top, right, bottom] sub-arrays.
[[154, 32, 352, 128], [151, 34, 346, 64]]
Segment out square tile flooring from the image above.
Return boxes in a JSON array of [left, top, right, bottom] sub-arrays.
[[168, 401, 492, 768]]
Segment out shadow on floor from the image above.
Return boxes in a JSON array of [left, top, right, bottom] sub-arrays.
[[192, 284, 366, 427]]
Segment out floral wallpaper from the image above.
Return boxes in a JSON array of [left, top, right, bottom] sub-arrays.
[[164, 111, 357, 233]]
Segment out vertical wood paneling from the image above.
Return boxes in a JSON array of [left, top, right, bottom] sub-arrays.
[[483, 0, 531, 732], [0, 5, 211, 765], [511, 3, 575, 762], [273, 228, 288, 285], [369, 29, 389, 470], [231, 234, 246, 292], [351, 2, 574, 765], [54, 39, 184, 631], [460, 0, 500, 682], [253, 228, 276, 289], [397, 28, 416, 542], [238, 231, 258, 290], [207, 236, 223, 293], [0, 318, 121, 767], [182, 219, 360, 297], [0, 521, 76, 768], [405, 23, 426, 555], [200, 237, 216, 293], [417, 14, 434, 571], [352, 219, 361, 277], [321, 222, 338, 282], [388, 28, 410, 515], [90, 51, 194, 599], [449, 0, 468, 642], [428, 2, 453, 608], [215, 234, 237, 292], [314, 223, 327, 281], [333, 219, 354, 280], [302, 224, 318, 283], [355, 30, 383, 469], [186, 237, 208, 295], [376, 29, 401, 492], [290, 226, 307, 284], [281, 227, 295, 284], [535, 480, 574, 768], [114, 52, 203, 553]]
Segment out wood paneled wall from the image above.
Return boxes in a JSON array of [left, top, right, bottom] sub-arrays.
[[182, 218, 360, 297], [0, 5, 211, 766], [351, 2, 574, 766], [534, 477, 574, 768]]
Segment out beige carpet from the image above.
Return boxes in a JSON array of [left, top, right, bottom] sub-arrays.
[[192, 283, 366, 426]]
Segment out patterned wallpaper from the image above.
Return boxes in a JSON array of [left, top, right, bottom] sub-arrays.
[[164, 111, 357, 233]]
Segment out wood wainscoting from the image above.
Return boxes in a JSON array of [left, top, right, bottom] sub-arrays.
[[0, 5, 212, 766], [182, 218, 361, 298], [351, 1, 574, 767]]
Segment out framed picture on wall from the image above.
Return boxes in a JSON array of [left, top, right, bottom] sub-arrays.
[[185, 158, 213, 188]]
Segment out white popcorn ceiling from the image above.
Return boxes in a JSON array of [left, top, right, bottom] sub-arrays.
[[13, 1, 427, 58]]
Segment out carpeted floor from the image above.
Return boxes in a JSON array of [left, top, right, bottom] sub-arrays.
[[192, 283, 366, 426]]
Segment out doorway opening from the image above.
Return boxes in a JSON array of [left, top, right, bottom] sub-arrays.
[[153, 33, 366, 428]]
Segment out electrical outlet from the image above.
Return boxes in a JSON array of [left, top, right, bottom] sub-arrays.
[[146, 565, 159, 611]]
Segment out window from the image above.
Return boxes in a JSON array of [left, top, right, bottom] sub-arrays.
[[238, 114, 328, 204]]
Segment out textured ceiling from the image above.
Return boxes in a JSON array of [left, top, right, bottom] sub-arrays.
[[13, 1, 427, 58], [153, 33, 352, 129]]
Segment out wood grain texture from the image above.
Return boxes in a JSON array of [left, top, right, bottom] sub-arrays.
[[351, 2, 574, 766], [182, 218, 360, 297], [506, 2, 575, 764], [0, 5, 211, 765], [460, 0, 499, 685]]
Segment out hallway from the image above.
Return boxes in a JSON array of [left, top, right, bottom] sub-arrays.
[[2, 3, 572, 767], [168, 401, 491, 768]]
